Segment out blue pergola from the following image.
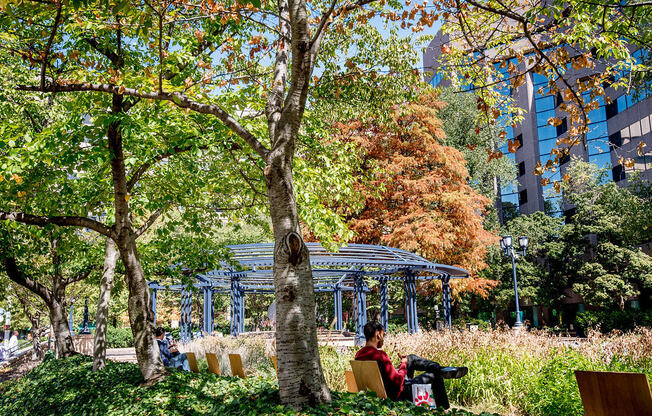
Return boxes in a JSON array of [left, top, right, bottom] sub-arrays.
[[148, 243, 469, 343]]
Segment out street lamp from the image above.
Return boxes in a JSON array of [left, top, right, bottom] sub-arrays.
[[500, 235, 528, 329]]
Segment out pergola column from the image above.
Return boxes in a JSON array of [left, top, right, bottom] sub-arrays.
[[441, 274, 452, 329], [68, 304, 74, 334], [354, 274, 367, 345], [151, 288, 157, 325], [239, 285, 245, 334], [202, 287, 213, 335], [404, 271, 419, 334], [379, 277, 389, 331], [230, 279, 245, 336], [180, 289, 192, 342], [333, 285, 343, 331]]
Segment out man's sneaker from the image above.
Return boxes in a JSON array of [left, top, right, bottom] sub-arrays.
[[439, 366, 468, 379]]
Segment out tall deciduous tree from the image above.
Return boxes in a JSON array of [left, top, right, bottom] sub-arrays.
[[0, 226, 99, 357], [0, 0, 431, 405], [335, 91, 498, 289], [435, 0, 651, 182]]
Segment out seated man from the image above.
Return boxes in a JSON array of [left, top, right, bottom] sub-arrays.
[[155, 327, 190, 371], [354, 321, 468, 409]]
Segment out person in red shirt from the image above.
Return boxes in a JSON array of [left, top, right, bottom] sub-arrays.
[[354, 321, 468, 409]]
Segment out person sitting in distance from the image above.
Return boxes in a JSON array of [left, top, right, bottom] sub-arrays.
[[354, 321, 468, 409], [155, 327, 190, 371]]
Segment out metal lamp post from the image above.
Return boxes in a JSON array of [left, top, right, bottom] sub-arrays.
[[500, 235, 528, 329]]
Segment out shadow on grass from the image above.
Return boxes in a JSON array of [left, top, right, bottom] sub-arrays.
[[0, 355, 490, 416]]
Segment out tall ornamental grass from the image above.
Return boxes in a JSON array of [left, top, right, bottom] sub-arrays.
[[184, 328, 651, 416]]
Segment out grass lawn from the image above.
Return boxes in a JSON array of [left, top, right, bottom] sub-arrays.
[[0, 353, 493, 416]]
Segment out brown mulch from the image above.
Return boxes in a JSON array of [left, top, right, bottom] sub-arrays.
[[0, 353, 42, 383]]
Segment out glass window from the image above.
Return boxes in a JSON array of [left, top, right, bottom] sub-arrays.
[[536, 96, 555, 111], [630, 120, 642, 139], [532, 72, 548, 87], [634, 155, 647, 171], [587, 122, 608, 140], [589, 152, 611, 169], [539, 138, 556, 156], [641, 116, 650, 136], [536, 110, 556, 127], [538, 125, 557, 140], [588, 139, 610, 155], [617, 95, 627, 112], [587, 106, 606, 123], [501, 192, 519, 205], [502, 180, 518, 194]]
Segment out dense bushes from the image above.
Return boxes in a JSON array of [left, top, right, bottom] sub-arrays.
[[105, 327, 134, 348], [575, 309, 652, 334], [0, 355, 488, 416]]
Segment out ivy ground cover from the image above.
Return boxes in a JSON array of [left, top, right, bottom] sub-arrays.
[[0, 354, 491, 416]]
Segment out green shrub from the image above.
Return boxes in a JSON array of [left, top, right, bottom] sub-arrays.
[[105, 327, 134, 348], [576, 309, 652, 334], [0, 355, 492, 416]]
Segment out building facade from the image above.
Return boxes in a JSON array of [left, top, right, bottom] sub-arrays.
[[423, 31, 652, 223]]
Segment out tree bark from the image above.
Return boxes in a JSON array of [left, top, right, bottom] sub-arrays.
[[119, 233, 165, 381], [93, 237, 120, 371], [107, 92, 165, 383], [49, 300, 75, 358], [266, 153, 330, 408]]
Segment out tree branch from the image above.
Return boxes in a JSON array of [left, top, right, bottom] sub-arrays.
[[66, 265, 96, 285], [84, 37, 124, 68], [126, 143, 208, 192], [1, 255, 52, 304], [0, 211, 114, 238], [17, 83, 270, 160], [41, 0, 63, 89], [135, 207, 166, 238]]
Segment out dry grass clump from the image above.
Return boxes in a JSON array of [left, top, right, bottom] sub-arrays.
[[181, 334, 276, 378]]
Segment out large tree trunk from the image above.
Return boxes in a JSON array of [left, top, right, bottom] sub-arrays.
[[31, 323, 44, 361], [265, 154, 330, 408], [93, 237, 120, 371], [107, 93, 165, 383], [49, 300, 75, 358], [118, 233, 165, 382]]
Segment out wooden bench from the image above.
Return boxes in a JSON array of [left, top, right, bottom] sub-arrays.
[[575, 370, 652, 416], [229, 353, 245, 378], [185, 351, 200, 373], [345, 370, 358, 393], [205, 352, 221, 376], [349, 360, 387, 399]]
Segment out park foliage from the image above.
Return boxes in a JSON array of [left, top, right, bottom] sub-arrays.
[[0, 353, 489, 416]]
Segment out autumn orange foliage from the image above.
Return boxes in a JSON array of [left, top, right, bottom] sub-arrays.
[[334, 92, 499, 297]]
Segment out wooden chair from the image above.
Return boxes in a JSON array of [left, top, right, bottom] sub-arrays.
[[345, 370, 359, 393], [575, 370, 652, 416], [205, 352, 221, 376], [229, 353, 245, 378], [349, 360, 387, 399], [185, 351, 200, 373]]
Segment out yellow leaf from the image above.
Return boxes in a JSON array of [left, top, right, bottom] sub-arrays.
[[624, 158, 635, 168], [548, 117, 562, 127], [125, 194, 130, 202], [117, 85, 126, 95], [17, 191, 25, 198], [541, 177, 550, 186], [533, 161, 544, 176], [637, 141, 647, 156]]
